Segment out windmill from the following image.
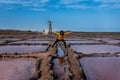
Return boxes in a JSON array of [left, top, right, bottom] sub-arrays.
[[48, 20, 52, 34]]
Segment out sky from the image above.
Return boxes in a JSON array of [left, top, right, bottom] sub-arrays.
[[0, 0, 120, 32]]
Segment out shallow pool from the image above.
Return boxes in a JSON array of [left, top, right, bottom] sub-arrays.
[[67, 40, 102, 44], [80, 57, 120, 80], [0, 59, 34, 80], [0, 45, 48, 54], [71, 45, 120, 54], [11, 40, 50, 44]]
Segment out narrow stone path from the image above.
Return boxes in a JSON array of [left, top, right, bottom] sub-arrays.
[[64, 47, 84, 80]]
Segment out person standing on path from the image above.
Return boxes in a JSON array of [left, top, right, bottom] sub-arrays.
[[52, 30, 71, 48]]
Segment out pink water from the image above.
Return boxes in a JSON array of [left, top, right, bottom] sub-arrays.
[[27, 38, 52, 41], [71, 45, 120, 54], [67, 40, 102, 44], [94, 38, 120, 44], [0, 38, 20, 41], [11, 40, 50, 44], [80, 57, 120, 80], [0, 45, 48, 54], [0, 59, 34, 80]]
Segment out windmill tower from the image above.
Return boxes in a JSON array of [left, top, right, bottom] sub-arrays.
[[48, 20, 52, 34]]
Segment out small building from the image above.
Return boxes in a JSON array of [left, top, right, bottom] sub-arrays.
[[43, 29, 49, 35]]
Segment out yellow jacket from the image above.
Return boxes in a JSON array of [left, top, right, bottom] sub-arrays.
[[54, 32, 71, 40]]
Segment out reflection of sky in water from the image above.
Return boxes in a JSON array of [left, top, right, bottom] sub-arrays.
[[57, 47, 64, 57], [80, 57, 120, 80], [53, 58, 65, 80], [54, 47, 64, 65], [71, 45, 120, 54], [0, 45, 48, 54]]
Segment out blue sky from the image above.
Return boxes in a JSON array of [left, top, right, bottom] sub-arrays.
[[0, 0, 120, 32]]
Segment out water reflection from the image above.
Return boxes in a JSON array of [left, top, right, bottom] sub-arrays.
[[54, 57, 64, 65], [53, 57, 65, 80], [53, 47, 65, 80], [58, 57, 64, 65], [57, 47, 64, 57]]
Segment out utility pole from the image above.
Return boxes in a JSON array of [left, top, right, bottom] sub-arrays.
[[48, 20, 52, 34]]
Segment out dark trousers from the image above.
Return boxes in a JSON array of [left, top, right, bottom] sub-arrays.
[[52, 39, 67, 48]]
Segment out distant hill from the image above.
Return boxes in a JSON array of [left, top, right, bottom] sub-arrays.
[[0, 29, 37, 34], [0, 29, 120, 38]]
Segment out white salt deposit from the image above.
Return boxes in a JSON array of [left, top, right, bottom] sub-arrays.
[[71, 45, 120, 54]]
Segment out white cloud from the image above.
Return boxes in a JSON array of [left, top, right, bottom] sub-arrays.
[[51, 5, 61, 9], [95, 0, 120, 3], [98, 3, 120, 8], [0, 0, 120, 10], [97, 3, 110, 8], [95, 0, 120, 8], [60, 0, 81, 4], [40, 0, 49, 3], [59, 0, 91, 9], [0, 0, 50, 11], [0, 0, 49, 6], [30, 8, 46, 11], [65, 4, 90, 9], [110, 3, 120, 8], [0, 0, 19, 4]]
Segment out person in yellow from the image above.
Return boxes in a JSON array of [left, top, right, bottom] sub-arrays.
[[52, 30, 71, 48]]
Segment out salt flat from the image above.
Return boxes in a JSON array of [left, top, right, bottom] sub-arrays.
[[0, 45, 48, 54], [0, 59, 34, 80], [71, 45, 120, 54], [80, 57, 120, 80]]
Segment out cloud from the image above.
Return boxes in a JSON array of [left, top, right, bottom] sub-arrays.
[[94, 0, 120, 8], [95, 0, 120, 3], [0, 0, 50, 11], [98, 4, 110, 8], [60, 0, 81, 5], [65, 4, 90, 9], [59, 0, 91, 9], [40, 0, 49, 3], [0, 0, 49, 7], [0, 0, 120, 11], [30, 8, 46, 11], [112, 3, 120, 8], [0, 0, 19, 4]]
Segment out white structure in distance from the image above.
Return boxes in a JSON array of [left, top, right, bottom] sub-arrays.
[[43, 29, 49, 35]]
